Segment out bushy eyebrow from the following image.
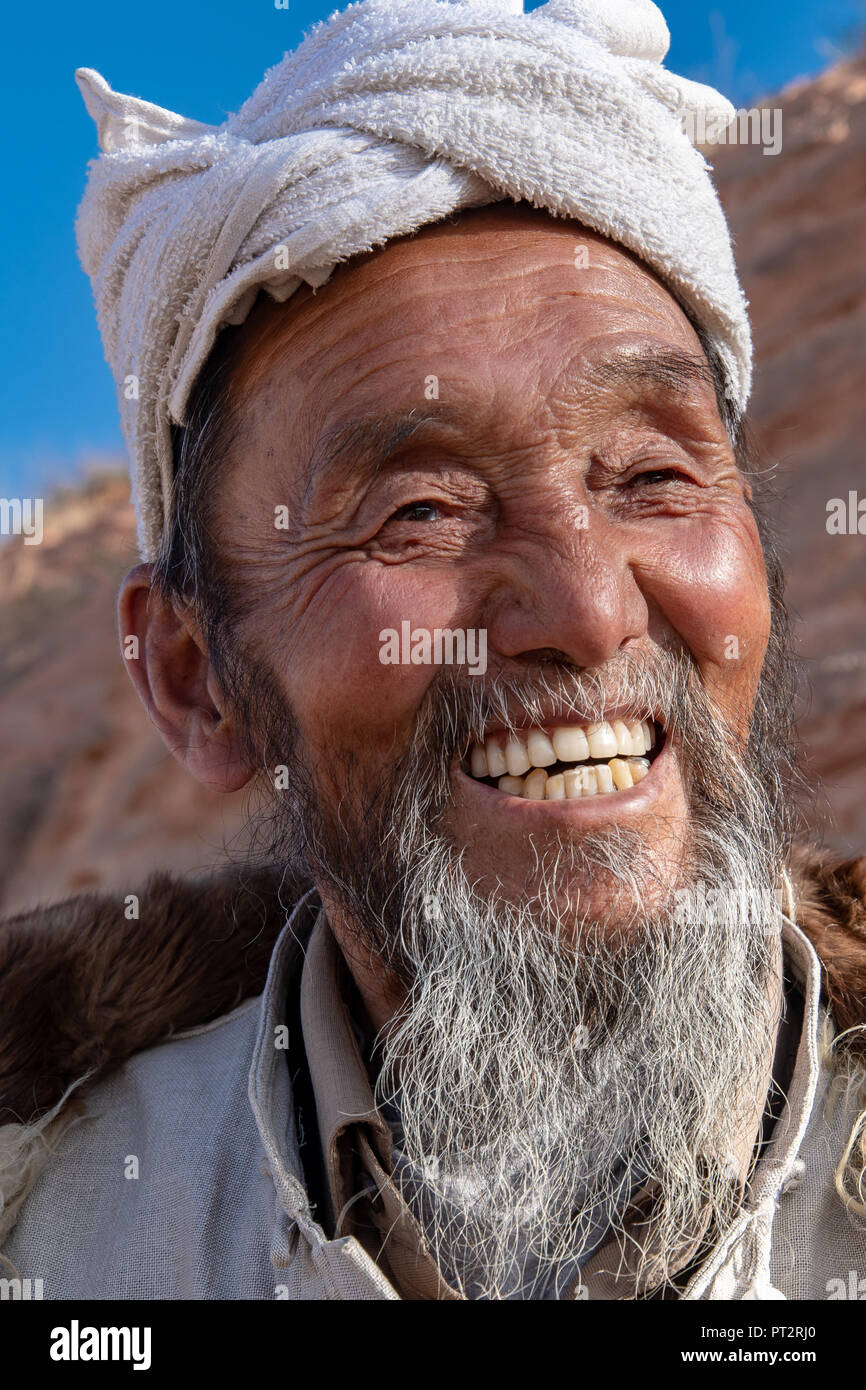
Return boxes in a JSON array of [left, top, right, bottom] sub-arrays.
[[301, 406, 463, 501], [301, 347, 719, 499], [586, 346, 717, 400]]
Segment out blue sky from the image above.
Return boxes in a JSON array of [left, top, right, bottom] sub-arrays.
[[1, 0, 863, 499]]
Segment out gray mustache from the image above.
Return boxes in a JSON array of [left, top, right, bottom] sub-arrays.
[[419, 646, 689, 757]]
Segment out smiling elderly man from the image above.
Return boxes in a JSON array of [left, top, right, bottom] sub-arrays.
[[2, 0, 866, 1303]]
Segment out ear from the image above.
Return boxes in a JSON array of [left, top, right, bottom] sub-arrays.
[[118, 563, 256, 793]]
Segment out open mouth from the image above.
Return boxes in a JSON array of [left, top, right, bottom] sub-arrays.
[[463, 718, 663, 800]]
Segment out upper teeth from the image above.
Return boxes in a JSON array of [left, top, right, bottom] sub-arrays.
[[468, 719, 656, 798]]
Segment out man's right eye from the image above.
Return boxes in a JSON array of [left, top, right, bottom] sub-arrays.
[[388, 501, 442, 523]]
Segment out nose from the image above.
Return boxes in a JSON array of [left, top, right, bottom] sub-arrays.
[[481, 505, 649, 669]]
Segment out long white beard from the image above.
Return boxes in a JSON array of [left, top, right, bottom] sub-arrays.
[[247, 641, 794, 1299], [375, 817, 781, 1299]]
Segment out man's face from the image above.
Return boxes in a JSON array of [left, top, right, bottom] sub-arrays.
[[156, 203, 786, 1294], [216, 202, 770, 917]]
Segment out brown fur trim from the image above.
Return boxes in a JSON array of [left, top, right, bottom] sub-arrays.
[[2, 843, 866, 1130], [0, 864, 311, 1127], [789, 843, 866, 1064]]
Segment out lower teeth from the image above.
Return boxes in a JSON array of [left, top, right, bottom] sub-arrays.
[[495, 756, 650, 800]]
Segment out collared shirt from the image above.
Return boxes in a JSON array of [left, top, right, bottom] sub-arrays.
[[4, 889, 865, 1300], [299, 911, 459, 1298]]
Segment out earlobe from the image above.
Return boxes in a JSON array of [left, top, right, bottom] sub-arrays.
[[117, 564, 256, 793]]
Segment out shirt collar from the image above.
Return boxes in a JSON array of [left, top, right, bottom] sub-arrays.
[[561, 910, 826, 1300], [299, 906, 392, 1229], [749, 909, 825, 1194], [677, 909, 827, 1301], [247, 887, 320, 1231]]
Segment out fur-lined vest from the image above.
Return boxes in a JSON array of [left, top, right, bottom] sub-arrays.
[[0, 844, 865, 1300]]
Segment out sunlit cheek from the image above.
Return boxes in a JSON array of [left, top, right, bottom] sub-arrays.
[[286, 564, 470, 749], [650, 522, 770, 703]]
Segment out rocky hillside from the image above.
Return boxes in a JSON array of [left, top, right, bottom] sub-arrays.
[[0, 476, 250, 915], [710, 51, 866, 855], [1, 52, 865, 914]]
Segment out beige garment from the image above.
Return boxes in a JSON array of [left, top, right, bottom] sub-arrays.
[[3, 889, 863, 1299]]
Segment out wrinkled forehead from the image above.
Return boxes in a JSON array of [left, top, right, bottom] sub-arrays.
[[224, 204, 711, 457]]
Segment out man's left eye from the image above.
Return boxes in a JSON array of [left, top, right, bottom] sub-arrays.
[[389, 500, 442, 522], [630, 468, 688, 486]]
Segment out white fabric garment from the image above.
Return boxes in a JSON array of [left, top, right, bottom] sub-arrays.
[[74, 0, 752, 560], [2, 893, 865, 1300]]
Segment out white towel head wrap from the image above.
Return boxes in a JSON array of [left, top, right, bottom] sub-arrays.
[[75, 0, 751, 560]]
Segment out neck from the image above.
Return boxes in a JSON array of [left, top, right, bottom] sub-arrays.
[[317, 885, 406, 1037]]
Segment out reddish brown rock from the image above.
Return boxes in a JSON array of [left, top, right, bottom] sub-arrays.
[[0, 476, 250, 914], [709, 51, 866, 855], [1, 54, 865, 911]]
